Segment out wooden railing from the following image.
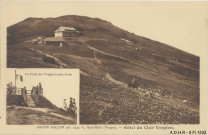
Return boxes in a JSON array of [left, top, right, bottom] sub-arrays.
[[16, 88, 22, 95], [31, 87, 38, 104], [7, 83, 43, 106]]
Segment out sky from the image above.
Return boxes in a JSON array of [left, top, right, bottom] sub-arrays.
[[4, 69, 79, 109], [1, 1, 208, 56]]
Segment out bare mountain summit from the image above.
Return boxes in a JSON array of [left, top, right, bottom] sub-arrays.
[[7, 15, 199, 124]]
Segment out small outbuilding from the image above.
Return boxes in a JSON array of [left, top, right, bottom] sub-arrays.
[[44, 37, 65, 46]]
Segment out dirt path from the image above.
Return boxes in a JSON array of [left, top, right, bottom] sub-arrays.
[[84, 44, 199, 113], [7, 106, 75, 125], [85, 45, 189, 84], [30, 48, 68, 67], [49, 112, 75, 122], [29, 47, 89, 76], [105, 73, 127, 87], [87, 45, 131, 64], [28, 44, 199, 114], [94, 51, 101, 64], [12, 106, 75, 121], [105, 73, 199, 113]]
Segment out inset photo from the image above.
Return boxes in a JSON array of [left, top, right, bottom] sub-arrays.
[[5, 69, 79, 125]]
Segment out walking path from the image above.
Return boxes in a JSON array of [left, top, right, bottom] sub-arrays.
[[28, 44, 199, 114], [12, 106, 75, 121], [29, 47, 89, 76], [105, 73, 199, 113], [85, 44, 197, 87]]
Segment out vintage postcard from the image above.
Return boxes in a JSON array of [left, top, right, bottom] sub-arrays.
[[0, 0, 207, 135]]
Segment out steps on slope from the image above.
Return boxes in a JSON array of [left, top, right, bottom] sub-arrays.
[[25, 90, 36, 107], [26, 95, 36, 107]]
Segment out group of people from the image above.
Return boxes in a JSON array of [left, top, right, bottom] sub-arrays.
[[63, 97, 77, 114], [7, 82, 27, 95], [33, 83, 43, 96], [7, 82, 43, 96], [7, 82, 15, 95]]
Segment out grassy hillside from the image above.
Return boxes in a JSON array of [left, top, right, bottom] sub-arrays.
[[7, 15, 199, 124], [7, 106, 75, 125], [7, 96, 76, 125]]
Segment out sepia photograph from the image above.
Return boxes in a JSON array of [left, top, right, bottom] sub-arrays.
[[1, 1, 207, 133], [5, 69, 79, 125]]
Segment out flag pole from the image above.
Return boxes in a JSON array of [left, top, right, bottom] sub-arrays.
[[15, 69, 16, 95]]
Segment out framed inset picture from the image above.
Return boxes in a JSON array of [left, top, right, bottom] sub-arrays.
[[3, 69, 79, 125]]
